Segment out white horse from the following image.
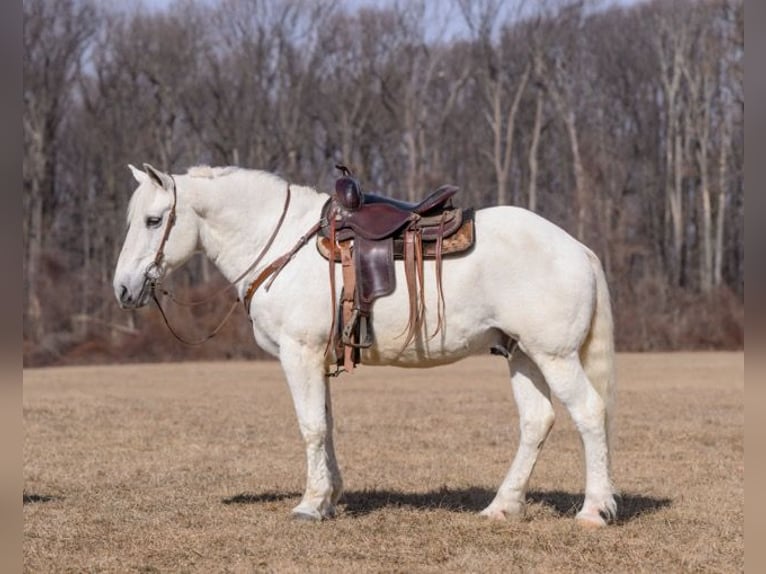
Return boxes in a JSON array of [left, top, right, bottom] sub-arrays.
[[114, 163, 617, 527]]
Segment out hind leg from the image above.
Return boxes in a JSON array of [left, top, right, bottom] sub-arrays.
[[481, 351, 555, 520], [532, 351, 616, 527]]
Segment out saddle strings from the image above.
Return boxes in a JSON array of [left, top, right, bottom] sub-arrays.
[[430, 212, 448, 339]]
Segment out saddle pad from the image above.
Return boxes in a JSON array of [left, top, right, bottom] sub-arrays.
[[316, 216, 475, 262]]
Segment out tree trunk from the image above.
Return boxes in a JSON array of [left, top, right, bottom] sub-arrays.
[[489, 64, 529, 206], [714, 112, 730, 288], [670, 118, 684, 287], [24, 114, 47, 343], [698, 143, 712, 292], [655, 20, 686, 287], [26, 183, 44, 342], [562, 108, 587, 241], [527, 89, 543, 212]]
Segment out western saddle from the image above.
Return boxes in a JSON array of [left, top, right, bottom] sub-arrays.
[[318, 165, 474, 373]]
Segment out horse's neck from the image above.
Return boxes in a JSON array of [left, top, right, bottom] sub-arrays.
[[187, 172, 327, 290]]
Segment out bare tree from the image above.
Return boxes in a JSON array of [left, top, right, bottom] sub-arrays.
[[652, 1, 691, 287], [536, 1, 591, 240], [458, 0, 531, 206], [23, 0, 96, 341], [22, 0, 745, 364]]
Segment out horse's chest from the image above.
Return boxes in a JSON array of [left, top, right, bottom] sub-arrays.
[[249, 317, 280, 357]]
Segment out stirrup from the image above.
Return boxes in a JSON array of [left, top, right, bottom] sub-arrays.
[[341, 308, 360, 345], [341, 309, 374, 348], [356, 315, 374, 348]]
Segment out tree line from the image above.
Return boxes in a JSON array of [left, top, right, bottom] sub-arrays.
[[23, 0, 743, 365]]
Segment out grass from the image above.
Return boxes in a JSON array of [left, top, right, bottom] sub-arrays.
[[24, 353, 743, 572]]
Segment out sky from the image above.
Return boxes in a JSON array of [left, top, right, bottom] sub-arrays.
[[141, 0, 648, 14], [135, 0, 649, 43]]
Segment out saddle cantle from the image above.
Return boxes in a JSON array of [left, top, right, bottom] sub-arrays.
[[317, 166, 475, 373]]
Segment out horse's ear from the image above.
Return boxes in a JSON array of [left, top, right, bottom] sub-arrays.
[[128, 164, 147, 184], [142, 163, 174, 192]]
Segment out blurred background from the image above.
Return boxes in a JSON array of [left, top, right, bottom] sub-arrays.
[[22, 0, 743, 366]]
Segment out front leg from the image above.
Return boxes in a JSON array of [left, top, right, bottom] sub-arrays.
[[280, 338, 343, 520]]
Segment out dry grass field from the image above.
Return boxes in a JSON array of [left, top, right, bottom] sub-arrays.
[[24, 352, 743, 573]]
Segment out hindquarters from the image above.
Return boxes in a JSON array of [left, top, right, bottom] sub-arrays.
[[477, 207, 617, 524]]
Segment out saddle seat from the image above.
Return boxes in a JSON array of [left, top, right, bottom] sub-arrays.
[[363, 185, 459, 216], [324, 185, 459, 242]]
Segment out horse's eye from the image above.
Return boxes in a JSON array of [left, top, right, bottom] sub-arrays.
[[145, 216, 163, 228]]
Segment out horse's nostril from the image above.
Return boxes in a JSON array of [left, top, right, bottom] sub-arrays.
[[120, 284, 130, 303]]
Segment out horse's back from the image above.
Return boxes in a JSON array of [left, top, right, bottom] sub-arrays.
[[468, 205, 595, 299], [474, 205, 586, 259]]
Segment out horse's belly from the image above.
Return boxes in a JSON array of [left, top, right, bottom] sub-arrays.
[[359, 328, 502, 368]]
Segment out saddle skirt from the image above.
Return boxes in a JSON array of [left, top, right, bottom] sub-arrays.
[[316, 209, 474, 261]]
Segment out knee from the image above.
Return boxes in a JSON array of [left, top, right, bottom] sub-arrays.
[[520, 408, 555, 443], [300, 424, 328, 447]]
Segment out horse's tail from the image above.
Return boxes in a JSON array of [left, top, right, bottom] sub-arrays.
[[579, 248, 616, 459]]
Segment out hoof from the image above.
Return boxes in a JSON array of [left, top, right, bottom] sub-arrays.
[[291, 502, 336, 522], [480, 508, 508, 521], [575, 511, 608, 529], [480, 504, 523, 522], [291, 510, 323, 522]]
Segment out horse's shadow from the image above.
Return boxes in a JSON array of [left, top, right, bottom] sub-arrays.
[[23, 493, 60, 504], [223, 487, 671, 524]]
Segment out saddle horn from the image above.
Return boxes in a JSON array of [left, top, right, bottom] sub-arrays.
[[335, 164, 352, 177]]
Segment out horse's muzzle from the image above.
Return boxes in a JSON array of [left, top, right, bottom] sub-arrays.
[[116, 277, 153, 309]]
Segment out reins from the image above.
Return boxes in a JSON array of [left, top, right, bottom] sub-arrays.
[[151, 292, 241, 346], [148, 179, 298, 346]]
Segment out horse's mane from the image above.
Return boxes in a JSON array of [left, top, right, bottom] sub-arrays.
[[126, 165, 297, 224], [186, 165, 241, 179], [186, 165, 290, 189]]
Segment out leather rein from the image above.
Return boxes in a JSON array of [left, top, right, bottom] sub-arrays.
[[146, 177, 314, 345]]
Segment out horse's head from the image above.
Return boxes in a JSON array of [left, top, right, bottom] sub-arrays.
[[113, 164, 198, 309]]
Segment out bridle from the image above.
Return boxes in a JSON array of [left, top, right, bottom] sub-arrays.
[[144, 175, 302, 345], [144, 175, 179, 284]]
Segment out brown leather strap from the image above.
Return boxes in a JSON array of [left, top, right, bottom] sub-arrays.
[[152, 182, 293, 345], [339, 240, 356, 373], [242, 200, 325, 315], [242, 220, 322, 314], [399, 229, 419, 350], [431, 213, 447, 338], [325, 217, 338, 358], [152, 291, 240, 346], [414, 229, 425, 326], [243, 259, 284, 310], [146, 175, 179, 281]]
